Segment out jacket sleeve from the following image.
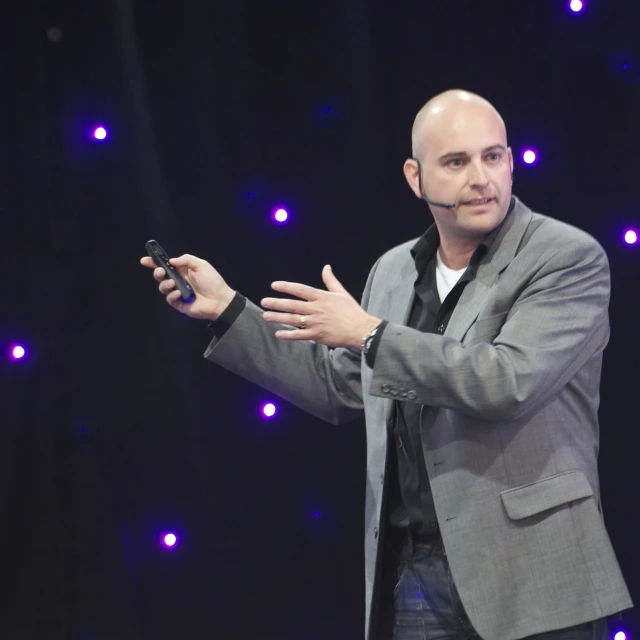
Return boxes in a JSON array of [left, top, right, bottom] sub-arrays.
[[203, 257, 383, 425], [369, 237, 610, 422]]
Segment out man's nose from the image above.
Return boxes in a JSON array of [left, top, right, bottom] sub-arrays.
[[468, 161, 490, 188]]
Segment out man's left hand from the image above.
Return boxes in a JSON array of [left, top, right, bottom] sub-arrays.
[[261, 265, 381, 350]]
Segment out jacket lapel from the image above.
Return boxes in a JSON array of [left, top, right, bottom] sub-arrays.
[[445, 198, 533, 342], [383, 257, 417, 326]]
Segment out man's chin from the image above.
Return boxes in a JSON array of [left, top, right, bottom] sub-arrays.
[[455, 206, 506, 236]]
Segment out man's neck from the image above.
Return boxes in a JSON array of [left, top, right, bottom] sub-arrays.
[[437, 236, 483, 270]]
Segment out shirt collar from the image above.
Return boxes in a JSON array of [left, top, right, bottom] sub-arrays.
[[410, 196, 516, 275]]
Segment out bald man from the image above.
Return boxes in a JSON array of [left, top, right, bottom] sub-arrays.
[[142, 90, 633, 640]]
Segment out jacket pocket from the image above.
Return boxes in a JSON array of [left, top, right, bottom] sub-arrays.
[[500, 470, 594, 520]]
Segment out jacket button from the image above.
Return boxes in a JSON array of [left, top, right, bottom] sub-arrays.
[[381, 384, 390, 393], [374, 527, 379, 539], [407, 390, 417, 400]]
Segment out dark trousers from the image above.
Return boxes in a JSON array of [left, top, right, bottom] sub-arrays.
[[377, 529, 610, 640]]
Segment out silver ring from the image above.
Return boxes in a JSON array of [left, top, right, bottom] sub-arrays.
[[299, 315, 307, 330]]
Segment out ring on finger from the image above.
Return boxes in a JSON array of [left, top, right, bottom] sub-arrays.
[[299, 315, 307, 330]]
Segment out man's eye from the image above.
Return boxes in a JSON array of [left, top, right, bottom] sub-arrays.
[[486, 153, 501, 162], [448, 159, 463, 168]]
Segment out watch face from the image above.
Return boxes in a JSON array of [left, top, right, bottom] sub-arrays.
[[363, 327, 378, 355]]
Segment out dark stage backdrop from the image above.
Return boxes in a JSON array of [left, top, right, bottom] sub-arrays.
[[1, 0, 638, 638]]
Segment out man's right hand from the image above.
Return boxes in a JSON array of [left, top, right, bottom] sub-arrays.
[[140, 254, 236, 321]]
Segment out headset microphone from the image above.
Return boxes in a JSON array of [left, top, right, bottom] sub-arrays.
[[420, 194, 456, 209], [415, 158, 456, 209]]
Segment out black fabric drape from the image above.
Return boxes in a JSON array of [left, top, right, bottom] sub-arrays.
[[1, 0, 638, 638]]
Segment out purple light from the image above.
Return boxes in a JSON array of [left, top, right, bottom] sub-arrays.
[[614, 633, 626, 640], [522, 149, 537, 165], [624, 230, 637, 245], [262, 402, 277, 418], [569, 0, 584, 12], [10, 345, 26, 360], [93, 126, 108, 141], [273, 208, 289, 224], [162, 533, 178, 548]]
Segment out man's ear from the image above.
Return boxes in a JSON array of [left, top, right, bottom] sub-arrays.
[[403, 158, 422, 199]]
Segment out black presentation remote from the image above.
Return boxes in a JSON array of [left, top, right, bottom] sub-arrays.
[[145, 239, 195, 303]]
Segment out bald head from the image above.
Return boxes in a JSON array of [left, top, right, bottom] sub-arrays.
[[402, 89, 514, 245], [411, 90, 507, 160]]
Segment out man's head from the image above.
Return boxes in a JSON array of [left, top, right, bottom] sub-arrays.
[[404, 90, 514, 241]]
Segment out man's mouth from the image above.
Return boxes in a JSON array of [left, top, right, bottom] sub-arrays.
[[463, 197, 494, 205]]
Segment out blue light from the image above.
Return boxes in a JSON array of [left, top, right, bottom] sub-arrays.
[[310, 96, 345, 129], [608, 52, 639, 84], [92, 125, 108, 141], [273, 208, 289, 224], [162, 532, 178, 548], [10, 344, 27, 361], [262, 402, 278, 418], [300, 492, 338, 539]]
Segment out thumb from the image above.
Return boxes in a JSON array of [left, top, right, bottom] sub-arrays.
[[322, 264, 347, 293], [168, 254, 200, 270]]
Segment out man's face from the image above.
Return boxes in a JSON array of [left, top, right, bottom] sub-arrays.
[[415, 104, 513, 240]]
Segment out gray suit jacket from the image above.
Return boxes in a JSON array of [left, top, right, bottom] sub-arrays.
[[204, 197, 633, 640]]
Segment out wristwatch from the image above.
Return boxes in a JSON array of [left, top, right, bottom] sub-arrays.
[[362, 327, 379, 356]]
